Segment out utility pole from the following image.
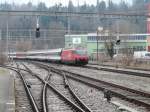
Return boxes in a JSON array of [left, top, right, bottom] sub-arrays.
[[6, 17, 8, 53], [68, 17, 70, 34], [6, 16, 9, 60], [67, 0, 71, 34], [0, 29, 1, 40], [116, 20, 120, 54], [97, 27, 103, 62], [97, 32, 99, 62]]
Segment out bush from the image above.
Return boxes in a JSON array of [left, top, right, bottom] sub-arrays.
[[121, 55, 133, 67], [0, 53, 7, 65]]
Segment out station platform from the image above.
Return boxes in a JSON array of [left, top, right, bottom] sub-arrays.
[[0, 68, 15, 112]]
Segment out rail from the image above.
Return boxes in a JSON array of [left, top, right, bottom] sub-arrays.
[[0, 64, 40, 112], [22, 63, 85, 112], [85, 65, 150, 78], [31, 61, 150, 109]]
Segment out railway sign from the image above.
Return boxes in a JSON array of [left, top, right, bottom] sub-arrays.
[[72, 38, 81, 44]]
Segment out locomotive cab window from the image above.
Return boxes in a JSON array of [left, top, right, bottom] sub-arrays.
[[73, 50, 87, 55], [145, 53, 150, 57]]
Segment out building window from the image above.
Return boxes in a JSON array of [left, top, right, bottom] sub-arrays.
[[88, 36, 97, 41]]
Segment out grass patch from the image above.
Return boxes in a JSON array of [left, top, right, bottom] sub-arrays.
[[0, 68, 7, 75]]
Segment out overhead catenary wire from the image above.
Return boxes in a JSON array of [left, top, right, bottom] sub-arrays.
[[0, 10, 149, 17]]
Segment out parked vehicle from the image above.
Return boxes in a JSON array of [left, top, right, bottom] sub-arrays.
[[133, 51, 150, 59]]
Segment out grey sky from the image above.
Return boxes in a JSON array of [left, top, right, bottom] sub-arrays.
[[2, 0, 132, 7]]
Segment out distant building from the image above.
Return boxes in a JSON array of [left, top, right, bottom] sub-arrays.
[[65, 34, 87, 49], [65, 33, 147, 59]]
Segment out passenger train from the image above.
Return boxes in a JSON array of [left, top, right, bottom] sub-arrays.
[[9, 48, 89, 65]]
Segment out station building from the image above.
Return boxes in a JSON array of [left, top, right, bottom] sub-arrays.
[[65, 33, 147, 58]]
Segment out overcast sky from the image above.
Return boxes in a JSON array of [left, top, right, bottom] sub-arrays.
[[1, 0, 132, 7]]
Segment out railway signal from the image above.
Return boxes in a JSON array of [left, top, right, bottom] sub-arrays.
[[36, 27, 40, 38], [104, 89, 112, 102], [35, 16, 40, 38], [116, 39, 121, 45], [116, 35, 121, 45]]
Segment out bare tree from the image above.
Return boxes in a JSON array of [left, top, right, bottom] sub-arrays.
[[105, 41, 114, 60], [16, 40, 32, 51], [0, 40, 7, 64]]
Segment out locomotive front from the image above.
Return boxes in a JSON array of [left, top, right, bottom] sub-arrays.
[[73, 49, 89, 65]]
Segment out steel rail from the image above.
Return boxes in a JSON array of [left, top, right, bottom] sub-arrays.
[[52, 68, 150, 109], [89, 63, 150, 71], [63, 73, 93, 112], [1, 63, 49, 112], [0, 64, 40, 112], [22, 63, 48, 112], [1, 63, 85, 112], [21, 63, 85, 112], [85, 65, 150, 78], [42, 71, 51, 112], [42, 83, 47, 112], [2, 63, 84, 111], [31, 61, 150, 109]]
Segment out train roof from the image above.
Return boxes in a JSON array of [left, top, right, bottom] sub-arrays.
[[9, 48, 87, 54], [9, 48, 63, 54], [27, 48, 62, 54], [63, 48, 87, 51]]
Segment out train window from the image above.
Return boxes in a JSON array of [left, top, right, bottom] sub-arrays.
[[145, 53, 150, 57], [73, 50, 87, 55], [94, 36, 97, 41], [92, 36, 94, 41]]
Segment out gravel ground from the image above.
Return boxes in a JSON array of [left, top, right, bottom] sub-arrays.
[[25, 63, 48, 80], [20, 66, 43, 111], [69, 78, 149, 112], [69, 78, 117, 112], [49, 69, 118, 112], [26, 62, 119, 112], [18, 62, 149, 112], [50, 72, 75, 103], [59, 65, 150, 93], [88, 64, 150, 74], [23, 63, 76, 111], [15, 71, 34, 112], [25, 63, 77, 112], [47, 89, 74, 112]]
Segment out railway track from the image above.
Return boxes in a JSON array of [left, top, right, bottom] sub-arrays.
[[26, 60, 150, 78], [86, 64, 150, 78], [30, 61, 150, 110], [89, 62, 150, 71], [25, 62, 117, 112], [1, 61, 150, 111], [14, 69, 36, 112], [18, 63, 43, 112], [2, 63, 41, 112], [1, 63, 87, 112], [22, 63, 86, 112], [23, 63, 93, 112]]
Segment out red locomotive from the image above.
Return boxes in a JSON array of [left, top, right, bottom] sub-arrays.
[[9, 48, 89, 65], [61, 48, 88, 65]]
